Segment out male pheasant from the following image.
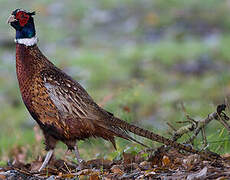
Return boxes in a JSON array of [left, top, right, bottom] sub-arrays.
[[8, 9, 219, 171]]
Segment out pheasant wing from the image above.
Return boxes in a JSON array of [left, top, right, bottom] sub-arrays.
[[41, 68, 146, 147]]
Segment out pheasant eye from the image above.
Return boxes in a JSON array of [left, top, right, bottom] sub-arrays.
[[16, 11, 30, 27]]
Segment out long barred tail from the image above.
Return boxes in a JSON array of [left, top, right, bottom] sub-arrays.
[[111, 117, 220, 160]]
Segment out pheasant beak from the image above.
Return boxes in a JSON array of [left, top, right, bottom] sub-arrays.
[[7, 15, 17, 24]]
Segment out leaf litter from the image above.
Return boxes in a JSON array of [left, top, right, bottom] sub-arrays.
[[1, 146, 230, 179]]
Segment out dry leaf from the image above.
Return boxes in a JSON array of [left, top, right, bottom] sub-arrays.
[[0, 174, 6, 179], [111, 165, 124, 175], [139, 161, 151, 170], [183, 154, 199, 170], [77, 169, 93, 176], [86, 158, 112, 169], [162, 156, 170, 167], [89, 174, 100, 180], [59, 173, 76, 178], [222, 153, 230, 161], [187, 167, 208, 180], [30, 161, 43, 171]]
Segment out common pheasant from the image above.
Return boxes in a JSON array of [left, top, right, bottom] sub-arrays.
[[8, 9, 219, 171]]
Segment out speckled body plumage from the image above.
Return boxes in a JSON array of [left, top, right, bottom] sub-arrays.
[[16, 43, 142, 151]]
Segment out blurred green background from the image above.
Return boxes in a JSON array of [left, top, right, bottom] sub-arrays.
[[1, 0, 230, 163]]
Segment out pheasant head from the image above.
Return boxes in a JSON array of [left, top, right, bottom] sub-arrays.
[[8, 9, 37, 46]]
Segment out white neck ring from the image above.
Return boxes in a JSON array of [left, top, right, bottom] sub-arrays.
[[15, 36, 38, 46]]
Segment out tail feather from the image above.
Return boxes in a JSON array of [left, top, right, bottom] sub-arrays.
[[124, 134, 149, 148], [100, 122, 149, 148], [110, 117, 220, 160]]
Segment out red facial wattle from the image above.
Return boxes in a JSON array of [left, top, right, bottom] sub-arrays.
[[16, 11, 29, 27]]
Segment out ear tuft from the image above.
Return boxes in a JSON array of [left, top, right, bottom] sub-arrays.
[[28, 11, 36, 16]]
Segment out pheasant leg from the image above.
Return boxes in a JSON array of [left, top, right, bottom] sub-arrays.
[[74, 144, 85, 170], [38, 149, 54, 172]]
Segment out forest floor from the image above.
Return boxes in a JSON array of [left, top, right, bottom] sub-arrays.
[[1, 147, 230, 179]]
